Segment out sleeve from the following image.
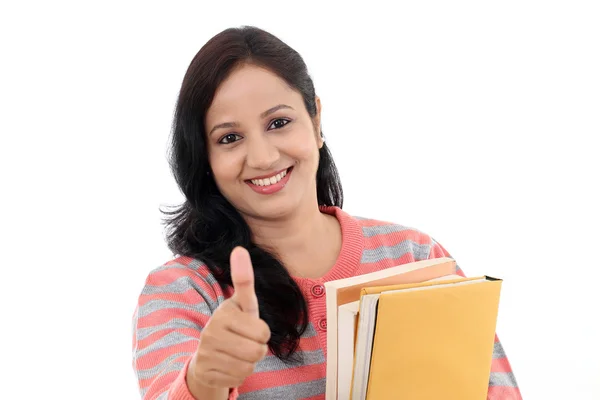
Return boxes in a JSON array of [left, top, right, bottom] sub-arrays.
[[131, 262, 239, 400], [429, 239, 523, 400]]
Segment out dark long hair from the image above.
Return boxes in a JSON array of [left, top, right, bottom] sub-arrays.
[[161, 26, 343, 363]]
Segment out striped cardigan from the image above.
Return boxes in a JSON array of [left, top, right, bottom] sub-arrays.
[[132, 206, 521, 399]]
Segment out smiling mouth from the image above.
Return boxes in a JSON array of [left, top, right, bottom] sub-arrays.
[[246, 167, 293, 187]]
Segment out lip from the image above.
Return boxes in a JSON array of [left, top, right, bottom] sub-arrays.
[[245, 167, 293, 195]]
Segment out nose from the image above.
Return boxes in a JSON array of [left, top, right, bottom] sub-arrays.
[[245, 134, 279, 170]]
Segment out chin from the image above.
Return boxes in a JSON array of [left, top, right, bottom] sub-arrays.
[[253, 200, 296, 220], [238, 194, 301, 221]]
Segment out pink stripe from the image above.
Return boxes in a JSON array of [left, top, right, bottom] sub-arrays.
[[138, 288, 212, 306], [146, 267, 217, 290], [487, 385, 522, 400], [136, 327, 201, 352], [297, 337, 324, 352], [355, 218, 391, 227], [490, 357, 513, 373]]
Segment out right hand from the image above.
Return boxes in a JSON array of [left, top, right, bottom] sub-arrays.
[[187, 246, 271, 394]]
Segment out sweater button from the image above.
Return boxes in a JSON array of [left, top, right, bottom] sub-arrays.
[[318, 318, 327, 331], [311, 284, 325, 298]]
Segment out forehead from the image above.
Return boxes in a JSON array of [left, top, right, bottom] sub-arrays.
[[206, 64, 301, 123]]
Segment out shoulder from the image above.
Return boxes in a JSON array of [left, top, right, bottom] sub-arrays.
[[136, 256, 229, 316], [329, 206, 435, 245], [145, 255, 220, 288], [352, 214, 436, 245], [350, 214, 451, 262]]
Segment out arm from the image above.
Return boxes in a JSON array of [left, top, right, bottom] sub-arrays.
[[429, 240, 523, 400], [131, 261, 238, 400]]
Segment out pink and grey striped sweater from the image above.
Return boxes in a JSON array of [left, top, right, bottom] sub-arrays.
[[132, 206, 521, 399]]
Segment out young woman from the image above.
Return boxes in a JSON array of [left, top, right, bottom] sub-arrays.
[[132, 26, 521, 400]]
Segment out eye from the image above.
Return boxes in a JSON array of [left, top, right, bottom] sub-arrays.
[[218, 133, 242, 144], [268, 118, 291, 130]]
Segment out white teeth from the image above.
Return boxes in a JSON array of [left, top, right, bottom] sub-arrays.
[[250, 169, 288, 187]]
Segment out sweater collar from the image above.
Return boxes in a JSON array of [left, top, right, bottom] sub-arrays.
[[294, 206, 364, 284]]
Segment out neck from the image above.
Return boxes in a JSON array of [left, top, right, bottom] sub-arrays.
[[244, 202, 341, 279]]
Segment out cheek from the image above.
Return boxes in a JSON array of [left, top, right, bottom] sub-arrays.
[[286, 130, 320, 162], [209, 150, 243, 186]]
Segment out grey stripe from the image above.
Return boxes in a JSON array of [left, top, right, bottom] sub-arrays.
[[136, 318, 203, 341], [301, 323, 317, 338], [137, 299, 212, 319], [155, 391, 169, 400], [186, 259, 221, 287], [362, 224, 411, 237], [146, 262, 224, 307], [149, 261, 219, 287], [136, 352, 192, 380], [254, 350, 324, 373], [135, 331, 198, 358], [492, 341, 507, 359], [142, 276, 207, 295], [240, 378, 325, 400], [142, 276, 221, 311], [489, 372, 518, 387], [360, 241, 431, 264]]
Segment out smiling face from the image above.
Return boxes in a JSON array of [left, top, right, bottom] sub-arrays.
[[204, 63, 323, 221]]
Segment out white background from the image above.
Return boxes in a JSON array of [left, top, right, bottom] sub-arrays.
[[1, 1, 598, 399]]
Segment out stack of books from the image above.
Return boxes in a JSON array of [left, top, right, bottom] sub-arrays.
[[324, 257, 502, 400]]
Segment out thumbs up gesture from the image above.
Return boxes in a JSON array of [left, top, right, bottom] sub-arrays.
[[229, 246, 261, 318], [187, 247, 271, 396]]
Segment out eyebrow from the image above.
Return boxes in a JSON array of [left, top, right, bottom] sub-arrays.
[[208, 104, 294, 136]]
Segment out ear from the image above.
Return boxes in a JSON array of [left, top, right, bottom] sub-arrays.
[[314, 96, 324, 149]]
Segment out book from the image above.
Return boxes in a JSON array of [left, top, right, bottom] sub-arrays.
[[350, 275, 502, 400], [324, 257, 458, 399], [337, 301, 360, 400], [336, 274, 463, 399]]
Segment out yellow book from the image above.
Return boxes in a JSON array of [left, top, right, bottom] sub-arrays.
[[339, 274, 463, 400], [351, 276, 502, 400], [324, 257, 458, 399]]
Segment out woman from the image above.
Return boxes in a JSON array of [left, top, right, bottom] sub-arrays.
[[132, 26, 521, 400]]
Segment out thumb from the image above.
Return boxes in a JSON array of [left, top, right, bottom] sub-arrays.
[[230, 246, 259, 318]]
